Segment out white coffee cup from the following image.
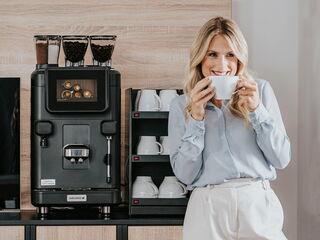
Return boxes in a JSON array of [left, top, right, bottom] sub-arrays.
[[137, 136, 163, 155], [158, 176, 187, 198], [209, 76, 239, 100], [159, 90, 179, 111], [160, 136, 170, 155], [132, 176, 159, 198], [138, 89, 161, 111]]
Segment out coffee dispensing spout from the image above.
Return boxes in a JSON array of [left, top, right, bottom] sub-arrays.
[[35, 121, 53, 148], [105, 136, 112, 184], [101, 121, 117, 184]]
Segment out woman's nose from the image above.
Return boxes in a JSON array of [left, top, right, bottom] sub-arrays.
[[215, 56, 228, 68]]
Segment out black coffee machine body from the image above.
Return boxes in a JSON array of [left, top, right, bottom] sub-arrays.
[[31, 66, 121, 215]]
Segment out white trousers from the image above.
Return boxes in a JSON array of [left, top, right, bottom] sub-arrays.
[[183, 179, 287, 240]]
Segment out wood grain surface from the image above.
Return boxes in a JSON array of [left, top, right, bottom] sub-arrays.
[[128, 226, 183, 240], [36, 226, 116, 240], [0, 226, 24, 240]]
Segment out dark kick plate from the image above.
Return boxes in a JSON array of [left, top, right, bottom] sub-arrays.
[[32, 189, 121, 205]]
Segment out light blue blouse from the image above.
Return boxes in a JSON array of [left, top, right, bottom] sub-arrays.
[[168, 79, 291, 190]]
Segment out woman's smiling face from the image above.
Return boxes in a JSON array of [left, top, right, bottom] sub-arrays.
[[201, 35, 238, 77]]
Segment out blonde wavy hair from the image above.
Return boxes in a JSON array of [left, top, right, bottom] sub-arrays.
[[184, 16, 254, 124]]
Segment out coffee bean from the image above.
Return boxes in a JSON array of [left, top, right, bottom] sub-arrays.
[[63, 41, 88, 63], [91, 43, 114, 63]]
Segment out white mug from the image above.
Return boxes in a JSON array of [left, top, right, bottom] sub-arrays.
[[158, 176, 187, 198], [159, 90, 179, 111], [209, 76, 239, 100], [132, 176, 159, 198], [137, 136, 163, 155], [138, 89, 161, 111], [160, 136, 170, 155]]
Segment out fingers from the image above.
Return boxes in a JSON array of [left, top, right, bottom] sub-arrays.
[[192, 86, 214, 102], [192, 77, 211, 94], [237, 88, 255, 97], [199, 91, 215, 105], [190, 77, 214, 104], [238, 95, 249, 107], [236, 79, 257, 91]]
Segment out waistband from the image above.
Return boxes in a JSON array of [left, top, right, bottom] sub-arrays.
[[206, 178, 270, 190]]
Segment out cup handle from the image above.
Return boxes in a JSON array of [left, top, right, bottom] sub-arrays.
[[135, 90, 141, 111], [153, 93, 162, 111], [176, 181, 188, 195], [155, 141, 163, 154]]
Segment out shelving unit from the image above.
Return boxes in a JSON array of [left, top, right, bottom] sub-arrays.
[[131, 155, 169, 163], [126, 88, 188, 216]]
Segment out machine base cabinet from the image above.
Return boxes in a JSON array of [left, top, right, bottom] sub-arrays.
[[36, 226, 117, 240], [128, 226, 183, 240], [0, 226, 24, 240]]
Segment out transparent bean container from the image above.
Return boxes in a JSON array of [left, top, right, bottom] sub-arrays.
[[48, 35, 61, 65], [62, 35, 88, 67], [89, 35, 116, 67], [34, 35, 48, 65]]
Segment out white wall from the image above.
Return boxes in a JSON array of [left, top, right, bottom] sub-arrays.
[[298, 0, 320, 239], [232, 1, 298, 239]]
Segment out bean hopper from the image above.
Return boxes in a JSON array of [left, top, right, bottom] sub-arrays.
[[31, 35, 121, 216]]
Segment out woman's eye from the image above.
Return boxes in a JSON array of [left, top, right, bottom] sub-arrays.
[[208, 52, 217, 57], [226, 53, 235, 57]]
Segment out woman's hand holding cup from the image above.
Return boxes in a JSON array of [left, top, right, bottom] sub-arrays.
[[235, 77, 260, 112], [189, 77, 215, 120]]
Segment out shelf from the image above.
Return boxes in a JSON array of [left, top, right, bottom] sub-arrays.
[[131, 155, 169, 163], [130, 206, 187, 216], [131, 111, 168, 119], [131, 198, 188, 206], [0, 175, 19, 185]]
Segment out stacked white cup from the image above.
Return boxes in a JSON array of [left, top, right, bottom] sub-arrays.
[[132, 176, 159, 198], [160, 136, 170, 155], [137, 136, 163, 155], [158, 176, 187, 198], [132, 176, 188, 199], [136, 89, 178, 112]]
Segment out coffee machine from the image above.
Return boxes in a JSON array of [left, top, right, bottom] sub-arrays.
[[31, 35, 121, 215]]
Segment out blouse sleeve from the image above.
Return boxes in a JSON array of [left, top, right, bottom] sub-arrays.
[[249, 81, 291, 169], [168, 97, 205, 185]]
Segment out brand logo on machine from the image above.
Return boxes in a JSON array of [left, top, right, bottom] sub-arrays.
[[67, 194, 87, 202], [40, 179, 56, 186]]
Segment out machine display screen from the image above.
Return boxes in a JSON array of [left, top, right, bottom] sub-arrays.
[[56, 79, 98, 102], [46, 68, 108, 112]]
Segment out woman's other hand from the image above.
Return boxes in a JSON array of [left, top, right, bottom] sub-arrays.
[[236, 77, 260, 112], [189, 77, 215, 120]]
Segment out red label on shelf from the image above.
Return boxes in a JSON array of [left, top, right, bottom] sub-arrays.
[[133, 156, 140, 161], [133, 199, 140, 205], [133, 112, 140, 118]]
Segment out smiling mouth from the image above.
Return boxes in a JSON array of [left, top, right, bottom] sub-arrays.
[[211, 70, 230, 76]]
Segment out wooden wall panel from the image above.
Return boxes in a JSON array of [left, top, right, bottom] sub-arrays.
[[36, 226, 116, 240], [0, 226, 24, 240], [128, 226, 183, 240], [0, 0, 231, 210]]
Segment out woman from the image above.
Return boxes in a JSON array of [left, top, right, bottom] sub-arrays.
[[168, 17, 291, 239]]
